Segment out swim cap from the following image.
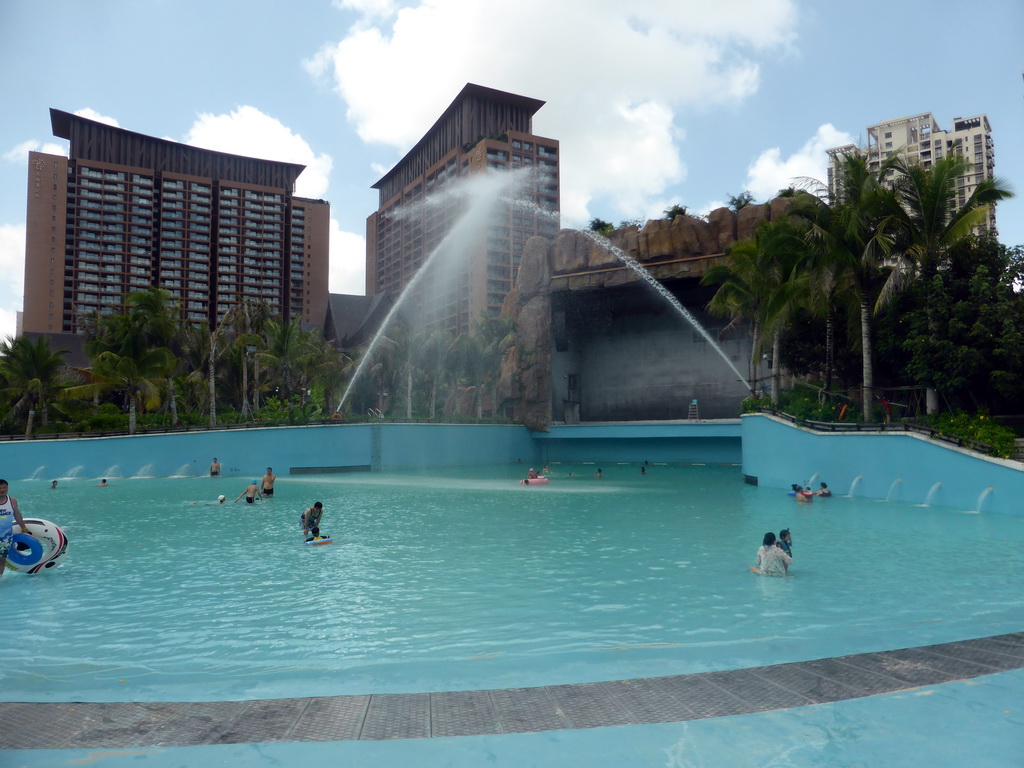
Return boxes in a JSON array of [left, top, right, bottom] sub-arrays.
[[218, 495, 226, 502], [252, 480, 258, 485]]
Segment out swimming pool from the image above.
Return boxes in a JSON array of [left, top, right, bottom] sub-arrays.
[[3, 463, 1023, 705]]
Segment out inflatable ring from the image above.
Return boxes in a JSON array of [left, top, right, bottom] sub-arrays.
[[331, 413, 344, 422], [305, 537, 333, 546], [6, 518, 68, 574], [8, 533, 42, 566]]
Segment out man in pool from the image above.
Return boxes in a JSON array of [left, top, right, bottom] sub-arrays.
[[260, 467, 276, 497], [234, 480, 262, 504], [0, 479, 31, 580], [210, 458, 221, 477]]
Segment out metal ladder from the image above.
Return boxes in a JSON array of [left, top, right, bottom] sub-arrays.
[[687, 399, 699, 421]]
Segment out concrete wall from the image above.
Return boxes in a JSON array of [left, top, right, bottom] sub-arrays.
[[550, 283, 751, 422], [741, 413, 1024, 515], [534, 422, 742, 465], [0, 424, 539, 482]]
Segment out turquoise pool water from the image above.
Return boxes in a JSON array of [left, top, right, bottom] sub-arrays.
[[3, 464, 1023, 703]]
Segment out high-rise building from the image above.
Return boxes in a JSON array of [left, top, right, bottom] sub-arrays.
[[22, 108, 330, 337], [827, 112, 997, 233], [365, 83, 559, 336]]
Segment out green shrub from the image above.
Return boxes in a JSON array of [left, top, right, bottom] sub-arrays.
[[752, 385, 860, 423], [917, 410, 1016, 459]]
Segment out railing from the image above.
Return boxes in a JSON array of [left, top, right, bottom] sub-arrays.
[[756, 408, 998, 456]]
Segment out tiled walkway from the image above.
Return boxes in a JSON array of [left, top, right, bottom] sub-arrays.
[[3, 632, 1022, 749]]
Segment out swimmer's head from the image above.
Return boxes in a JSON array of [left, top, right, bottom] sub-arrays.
[[313, 501, 323, 509], [218, 495, 226, 502], [779, 529, 790, 540], [762, 532, 777, 546]]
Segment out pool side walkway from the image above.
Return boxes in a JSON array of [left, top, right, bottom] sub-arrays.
[[3, 632, 1022, 749]]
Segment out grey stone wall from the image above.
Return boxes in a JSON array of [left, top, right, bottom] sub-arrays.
[[502, 205, 780, 430]]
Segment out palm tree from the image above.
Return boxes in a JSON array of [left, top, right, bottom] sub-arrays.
[[702, 220, 805, 403], [124, 287, 182, 426], [475, 315, 516, 416], [65, 346, 174, 435], [0, 336, 69, 436], [884, 153, 1014, 286], [701, 235, 775, 389], [260, 317, 312, 420], [883, 152, 1014, 412], [414, 328, 452, 419], [789, 151, 903, 420], [305, 336, 350, 415], [226, 300, 276, 417], [445, 333, 484, 417]]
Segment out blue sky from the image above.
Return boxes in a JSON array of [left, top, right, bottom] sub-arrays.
[[1, 0, 1022, 342]]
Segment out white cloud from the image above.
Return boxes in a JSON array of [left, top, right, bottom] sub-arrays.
[[73, 108, 119, 127], [4, 139, 66, 162], [329, 218, 366, 295], [745, 123, 855, 200], [0, 224, 25, 341], [308, 0, 798, 222], [331, 0, 396, 19], [183, 106, 333, 199]]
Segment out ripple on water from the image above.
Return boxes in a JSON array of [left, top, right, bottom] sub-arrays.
[[2, 465, 1023, 701]]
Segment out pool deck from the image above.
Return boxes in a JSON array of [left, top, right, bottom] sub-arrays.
[[3, 631, 1022, 749]]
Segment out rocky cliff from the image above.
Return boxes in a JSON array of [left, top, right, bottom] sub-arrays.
[[501, 203, 785, 430]]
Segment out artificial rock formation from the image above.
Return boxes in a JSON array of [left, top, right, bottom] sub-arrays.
[[501, 203, 783, 430]]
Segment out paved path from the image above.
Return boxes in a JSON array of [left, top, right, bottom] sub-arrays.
[[3, 632, 1023, 749]]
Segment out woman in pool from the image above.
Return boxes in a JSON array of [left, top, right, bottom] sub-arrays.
[[750, 531, 792, 576], [301, 501, 324, 536], [817, 482, 832, 497]]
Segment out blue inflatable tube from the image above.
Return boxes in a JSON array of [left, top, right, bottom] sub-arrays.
[[8, 533, 43, 566], [6, 518, 69, 574]]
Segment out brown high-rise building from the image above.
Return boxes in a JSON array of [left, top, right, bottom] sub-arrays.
[[366, 83, 559, 336], [22, 109, 329, 337]]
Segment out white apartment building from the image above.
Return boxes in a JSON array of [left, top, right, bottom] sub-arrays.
[[827, 112, 997, 233]]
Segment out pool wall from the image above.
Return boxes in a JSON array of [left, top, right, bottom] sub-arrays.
[[6, 416, 1020, 515], [533, 422, 742, 465], [741, 412, 1024, 515], [0, 424, 539, 481]]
